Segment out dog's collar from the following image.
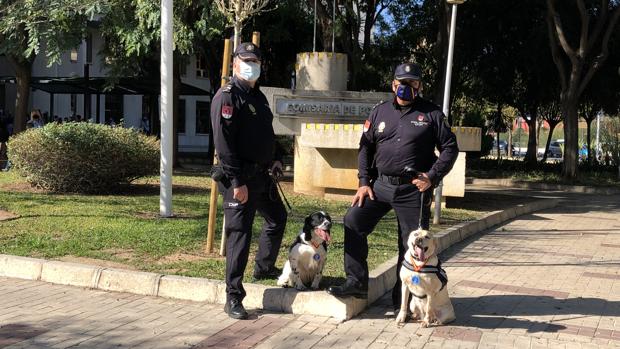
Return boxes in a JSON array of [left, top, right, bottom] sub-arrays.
[[402, 258, 448, 291], [311, 241, 321, 249]]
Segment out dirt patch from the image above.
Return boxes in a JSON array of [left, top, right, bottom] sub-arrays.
[[156, 252, 224, 265], [101, 248, 135, 260], [0, 182, 49, 194], [134, 211, 202, 220], [58, 256, 136, 270], [0, 209, 20, 221]]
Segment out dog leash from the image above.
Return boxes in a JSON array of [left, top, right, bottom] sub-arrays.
[[269, 169, 293, 214], [418, 189, 426, 230]]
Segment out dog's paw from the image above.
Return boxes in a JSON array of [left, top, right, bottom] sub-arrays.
[[421, 320, 430, 328], [295, 284, 308, 291], [395, 313, 407, 325]]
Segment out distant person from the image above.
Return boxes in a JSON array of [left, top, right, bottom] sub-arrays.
[[0, 121, 9, 170], [27, 110, 44, 129], [140, 115, 151, 134]]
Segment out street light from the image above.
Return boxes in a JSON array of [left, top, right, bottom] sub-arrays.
[[434, 0, 465, 225], [160, 0, 173, 217]]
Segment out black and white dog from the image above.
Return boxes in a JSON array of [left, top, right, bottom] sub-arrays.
[[277, 211, 332, 290]]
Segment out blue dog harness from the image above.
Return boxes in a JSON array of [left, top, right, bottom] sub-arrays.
[[402, 257, 448, 298]]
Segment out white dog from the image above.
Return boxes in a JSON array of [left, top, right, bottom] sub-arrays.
[[396, 229, 455, 327], [277, 211, 332, 290]]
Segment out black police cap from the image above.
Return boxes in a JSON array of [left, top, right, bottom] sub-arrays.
[[394, 63, 422, 81], [234, 42, 262, 60]]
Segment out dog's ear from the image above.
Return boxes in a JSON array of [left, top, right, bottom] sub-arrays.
[[303, 231, 312, 241], [303, 215, 313, 241], [303, 215, 313, 233]]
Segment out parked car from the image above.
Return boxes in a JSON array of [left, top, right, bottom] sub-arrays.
[[492, 140, 509, 155], [538, 141, 563, 158]]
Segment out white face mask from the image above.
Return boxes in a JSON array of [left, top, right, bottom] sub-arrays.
[[237, 61, 261, 82]]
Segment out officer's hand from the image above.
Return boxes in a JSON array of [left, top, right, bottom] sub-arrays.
[[351, 185, 375, 207], [270, 160, 283, 179], [412, 173, 432, 192], [233, 185, 248, 204]]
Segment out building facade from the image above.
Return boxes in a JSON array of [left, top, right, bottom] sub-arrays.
[[0, 30, 212, 154]]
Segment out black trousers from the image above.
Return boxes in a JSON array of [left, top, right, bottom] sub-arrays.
[[343, 178, 431, 305], [219, 173, 287, 302]]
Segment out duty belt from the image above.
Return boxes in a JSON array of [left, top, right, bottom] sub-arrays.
[[378, 174, 413, 185], [401, 258, 448, 296]]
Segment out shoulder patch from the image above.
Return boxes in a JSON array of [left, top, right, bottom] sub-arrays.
[[363, 120, 371, 132], [222, 105, 233, 119]]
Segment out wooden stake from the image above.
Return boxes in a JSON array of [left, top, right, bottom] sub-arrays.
[[206, 38, 232, 254]]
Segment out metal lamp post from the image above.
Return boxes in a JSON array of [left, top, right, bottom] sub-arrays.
[[160, 0, 173, 217], [434, 0, 465, 225]]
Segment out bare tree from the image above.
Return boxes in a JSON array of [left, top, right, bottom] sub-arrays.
[[540, 101, 562, 163], [214, 0, 274, 48], [546, 0, 620, 178]]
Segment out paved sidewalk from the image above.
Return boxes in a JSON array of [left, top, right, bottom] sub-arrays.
[[1, 189, 620, 348]]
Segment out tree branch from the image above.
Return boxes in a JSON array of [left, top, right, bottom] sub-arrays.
[[578, 4, 620, 96], [547, 0, 578, 65], [587, 1, 609, 53], [546, 5, 568, 92], [576, 0, 589, 58]]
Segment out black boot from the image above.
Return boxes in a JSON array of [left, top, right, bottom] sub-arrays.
[[252, 266, 282, 281], [224, 299, 249, 320], [326, 279, 368, 299]]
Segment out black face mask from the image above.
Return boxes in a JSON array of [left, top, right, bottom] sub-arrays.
[[395, 83, 419, 101]]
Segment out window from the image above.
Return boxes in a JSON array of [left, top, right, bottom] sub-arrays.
[[70, 48, 79, 63], [196, 54, 208, 78], [177, 99, 186, 134], [70, 94, 77, 115], [196, 101, 210, 134], [105, 95, 124, 125]]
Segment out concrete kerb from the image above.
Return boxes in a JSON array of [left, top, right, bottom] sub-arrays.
[[467, 178, 620, 195], [0, 197, 558, 320]]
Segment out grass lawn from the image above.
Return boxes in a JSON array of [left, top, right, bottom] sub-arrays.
[[467, 158, 620, 188], [0, 170, 483, 287]]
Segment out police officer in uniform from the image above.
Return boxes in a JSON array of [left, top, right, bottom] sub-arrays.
[[211, 43, 287, 320], [327, 63, 459, 308]]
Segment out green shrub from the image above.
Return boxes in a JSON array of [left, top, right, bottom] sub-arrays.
[[8, 123, 159, 193]]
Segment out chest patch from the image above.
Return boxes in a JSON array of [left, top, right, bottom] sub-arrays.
[[313, 253, 321, 261], [411, 114, 428, 127], [222, 105, 233, 119], [248, 104, 257, 115], [378, 121, 386, 133]]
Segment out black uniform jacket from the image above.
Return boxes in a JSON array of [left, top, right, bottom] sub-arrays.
[[358, 97, 459, 186], [210, 76, 282, 188]]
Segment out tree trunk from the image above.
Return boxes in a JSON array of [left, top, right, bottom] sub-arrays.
[[525, 115, 538, 166], [507, 130, 513, 158], [8, 57, 33, 134], [562, 99, 579, 178], [586, 119, 592, 164], [497, 133, 501, 162], [233, 22, 242, 50], [542, 124, 556, 163]]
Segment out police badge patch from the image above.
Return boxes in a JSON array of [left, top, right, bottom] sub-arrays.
[[222, 105, 233, 119], [363, 120, 371, 132]]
